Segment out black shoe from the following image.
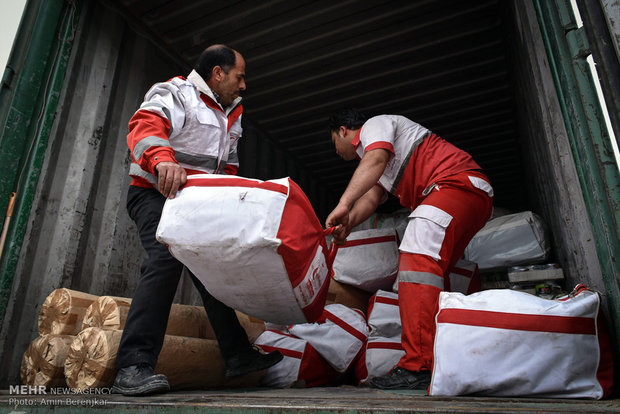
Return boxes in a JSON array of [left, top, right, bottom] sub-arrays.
[[111, 364, 170, 396], [368, 367, 431, 390], [225, 346, 284, 378]]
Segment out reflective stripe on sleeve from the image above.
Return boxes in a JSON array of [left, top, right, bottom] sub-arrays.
[[129, 163, 157, 185], [133, 136, 172, 161], [398, 270, 444, 290], [175, 151, 219, 170]]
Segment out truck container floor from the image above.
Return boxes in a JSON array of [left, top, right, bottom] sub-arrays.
[[1, 386, 619, 413]]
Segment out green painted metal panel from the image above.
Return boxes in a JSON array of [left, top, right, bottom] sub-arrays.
[[0, 0, 82, 329], [533, 0, 620, 353]]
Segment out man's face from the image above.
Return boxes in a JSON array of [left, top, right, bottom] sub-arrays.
[[331, 127, 357, 161], [214, 52, 246, 107]]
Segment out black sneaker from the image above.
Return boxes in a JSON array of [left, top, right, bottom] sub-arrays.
[[225, 346, 284, 378], [111, 364, 170, 396], [368, 367, 431, 390]]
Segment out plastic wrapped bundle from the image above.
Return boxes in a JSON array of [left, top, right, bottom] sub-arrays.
[[82, 296, 265, 342], [64, 327, 261, 390], [64, 328, 122, 389], [464, 211, 550, 271], [38, 289, 98, 335], [21, 334, 74, 388]]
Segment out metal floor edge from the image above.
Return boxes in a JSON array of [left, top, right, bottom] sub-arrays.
[[1, 386, 620, 413]]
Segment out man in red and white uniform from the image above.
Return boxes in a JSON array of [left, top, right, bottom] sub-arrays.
[[113, 45, 282, 396], [326, 109, 493, 390]]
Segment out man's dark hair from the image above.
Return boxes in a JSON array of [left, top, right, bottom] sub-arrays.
[[194, 45, 237, 81], [328, 108, 368, 132]]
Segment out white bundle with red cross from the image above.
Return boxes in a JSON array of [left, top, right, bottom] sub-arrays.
[[429, 285, 614, 398], [332, 228, 399, 292], [156, 174, 334, 324]]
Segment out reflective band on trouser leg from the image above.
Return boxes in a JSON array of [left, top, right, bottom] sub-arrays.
[[398, 271, 444, 290], [397, 252, 445, 372]]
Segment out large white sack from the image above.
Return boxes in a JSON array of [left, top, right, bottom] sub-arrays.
[[430, 285, 614, 399], [366, 290, 401, 338], [288, 304, 369, 373], [463, 211, 550, 271], [355, 336, 405, 385], [355, 290, 405, 385], [156, 174, 332, 324], [353, 208, 410, 241], [332, 228, 399, 292], [254, 329, 339, 388]]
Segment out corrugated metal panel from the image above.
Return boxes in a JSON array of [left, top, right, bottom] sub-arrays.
[[0, 1, 200, 385], [112, 0, 527, 215]]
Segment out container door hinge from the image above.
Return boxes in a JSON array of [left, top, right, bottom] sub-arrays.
[[566, 27, 590, 59]]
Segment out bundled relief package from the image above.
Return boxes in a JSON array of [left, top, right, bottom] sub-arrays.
[[429, 285, 614, 398], [156, 174, 332, 324], [355, 291, 404, 385], [288, 304, 369, 373], [253, 329, 339, 388], [464, 211, 550, 271], [352, 208, 410, 241], [332, 228, 399, 292]]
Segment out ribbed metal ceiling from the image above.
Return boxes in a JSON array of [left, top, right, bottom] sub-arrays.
[[112, 0, 525, 211]]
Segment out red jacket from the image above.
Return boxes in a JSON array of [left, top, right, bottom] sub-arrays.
[[127, 70, 243, 189]]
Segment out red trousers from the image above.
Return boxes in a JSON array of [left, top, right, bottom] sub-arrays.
[[396, 172, 493, 372]]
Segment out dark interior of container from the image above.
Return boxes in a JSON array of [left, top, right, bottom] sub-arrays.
[[110, 0, 527, 222]]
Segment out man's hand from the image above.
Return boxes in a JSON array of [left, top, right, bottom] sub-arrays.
[[326, 204, 351, 245], [155, 162, 187, 199]]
